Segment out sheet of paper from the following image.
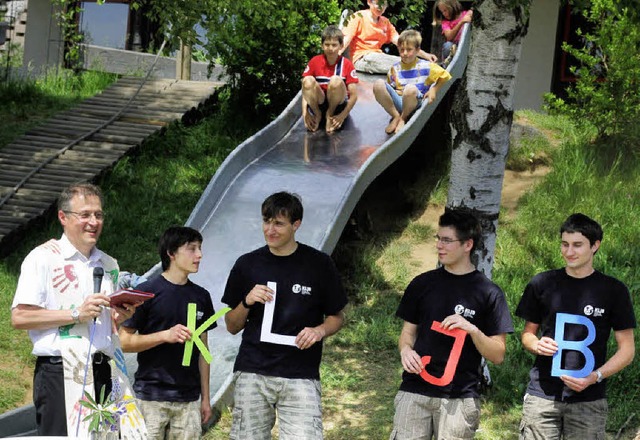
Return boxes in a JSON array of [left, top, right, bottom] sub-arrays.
[[260, 281, 297, 346]]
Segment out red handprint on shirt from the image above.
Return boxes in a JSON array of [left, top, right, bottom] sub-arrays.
[[41, 239, 62, 255], [53, 264, 79, 294]]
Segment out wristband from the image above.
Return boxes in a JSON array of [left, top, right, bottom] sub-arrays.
[[241, 296, 252, 309], [595, 369, 604, 383]]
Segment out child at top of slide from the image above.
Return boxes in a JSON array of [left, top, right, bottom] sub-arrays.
[[432, 0, 473, 64], [341, 0, 437, 74]]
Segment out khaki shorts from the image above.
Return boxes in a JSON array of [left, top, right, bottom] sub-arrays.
[[230, 372, 323, 440], [389, 390, 480, 440], [519, 393, 607, 440], [137, 399, 201, 440]]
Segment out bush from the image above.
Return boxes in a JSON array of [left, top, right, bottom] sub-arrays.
[[202, 0, 341, 117], [545, 0, 640, 150]]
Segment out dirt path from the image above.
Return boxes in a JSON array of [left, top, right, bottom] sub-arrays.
[[411, 166, 550, 274]]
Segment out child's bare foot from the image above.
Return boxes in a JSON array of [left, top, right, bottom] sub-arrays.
[[394, 119, 405, 134], [304, 113, 320, 132], [326, 116, 343, 133], [385, 116, 402, 134]]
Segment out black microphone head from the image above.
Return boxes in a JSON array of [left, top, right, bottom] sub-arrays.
[[93, 267, 104, 293]]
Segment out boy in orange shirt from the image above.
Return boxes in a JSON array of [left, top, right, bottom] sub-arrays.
[[341, 0, 437, 74]]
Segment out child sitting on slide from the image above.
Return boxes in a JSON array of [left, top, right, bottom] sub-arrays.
[[432, 0, 473, 65], [302, 25, 359, 133], [341, 0, 437, 74], [373, 30, 451, 134]]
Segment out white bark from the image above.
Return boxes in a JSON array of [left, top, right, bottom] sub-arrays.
[[447, 0, 530, 277]]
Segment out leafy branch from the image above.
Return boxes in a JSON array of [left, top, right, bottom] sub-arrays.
[[78, 385, 118, 434]]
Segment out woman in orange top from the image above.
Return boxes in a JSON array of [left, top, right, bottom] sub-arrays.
[[341, 0, 437, 74]]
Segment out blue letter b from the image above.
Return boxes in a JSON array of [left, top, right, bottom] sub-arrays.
[[551, 312, 596, 378]]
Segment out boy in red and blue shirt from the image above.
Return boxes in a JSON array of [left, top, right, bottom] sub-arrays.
[[302, 25, 359, 133]]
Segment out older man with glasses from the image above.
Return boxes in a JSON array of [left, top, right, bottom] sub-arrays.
[[389, 208, 513, 439], [11, 182, 143, 437]]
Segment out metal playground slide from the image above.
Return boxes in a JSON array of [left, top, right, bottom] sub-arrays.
[[187, 25, 472, 410], [0, 25, 470, 437]]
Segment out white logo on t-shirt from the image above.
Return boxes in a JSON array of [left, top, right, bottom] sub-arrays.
[[292, 284, 312, 295], [584, 305, 605, 317], [455, 304, 476, 319]]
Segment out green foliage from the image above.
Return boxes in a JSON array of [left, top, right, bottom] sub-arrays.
[[545, 0, 640, 150], [79, 386, 117, 433], [0, 43, 23, 72], [142, 0, 203, 48], [0, 70, 116, 149], [338, 0, 427, 29], [50, 0, 85, 70], [202, 0, 341, 115]]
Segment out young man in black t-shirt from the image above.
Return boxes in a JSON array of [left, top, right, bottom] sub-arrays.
[[516, 213, 636, 439], [222, 192, 348, 440], [120, 226, 215, 439], [390, 209, 513, 440]]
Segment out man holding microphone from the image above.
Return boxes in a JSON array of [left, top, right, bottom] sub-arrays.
[[11, 182, 141, 436]]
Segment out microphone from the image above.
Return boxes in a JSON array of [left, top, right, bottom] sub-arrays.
[[93, 267, 104, 294]]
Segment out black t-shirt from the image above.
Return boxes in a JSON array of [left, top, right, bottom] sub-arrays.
[[123, 275, 216, 402], [516, 269, 636, 402], [221, 243, 348, 379], [396, 267, 514, 398]]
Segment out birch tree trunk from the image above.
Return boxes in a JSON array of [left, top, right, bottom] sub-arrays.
[[447, 0, 531, 277]]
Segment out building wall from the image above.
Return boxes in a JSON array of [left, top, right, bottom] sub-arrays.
[[513, 0, 560, 110], [1, 1, 27, 52], [22, 0, 63, 71]]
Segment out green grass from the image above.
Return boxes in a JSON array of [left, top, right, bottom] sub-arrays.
[[0, 80, 259, 412], [505, 110, 571, 172], [206, 110, 639, 439], [0, 70, 118, 149], [1, 73, 638, 439], [492, 134, 640, 434]]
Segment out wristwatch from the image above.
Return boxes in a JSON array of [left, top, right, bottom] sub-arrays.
[[71, 308, 81, 324], [241, 296, 252, 309], [595, 369, 604, 383]]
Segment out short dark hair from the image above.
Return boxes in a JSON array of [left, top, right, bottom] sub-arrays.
[[438, 208, 482, 252], [322, 25, 344, 45], [58, 182, 103, 212], [560, 213, 603, 246], [159, 226, 203, 271], [262, 192, 303, 224]]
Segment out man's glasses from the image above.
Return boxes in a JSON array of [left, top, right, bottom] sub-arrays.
[[64, 211, 105, 221], [434, 235, 464, 245]]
